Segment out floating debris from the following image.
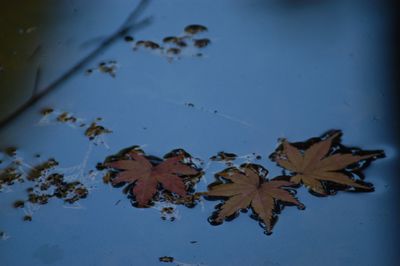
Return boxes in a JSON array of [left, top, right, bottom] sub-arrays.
[[160, 192, 203, 208], [23, 215, 32, 222], [13, 200, 25, 208], [185, 102, 195, 108], [38, 109, 112, 142], [3, 155, 91, 220], [134, 40, 160, 50], [28, 193, 50, 205], [27, 170, 89, 206], [64, 187, 88, 204], [129, 25, 211, 61], [124, 35, 134, 42], [85, 122, 112, 140], [193, 38, 210, 48], [27, 158, 59, 181], [163, 36, 187, 47], [102, 172, 112, 184], [57, 112, 77, 123], [163, 36, 180, 43], [0, 231, 10, 240], [1, 144, 98, 223], [0, 166, 24, 188], [166, 48, 181, 56], [4, 147, 17, 157], [86, 61, 118, 78], [98, 61, 117, 78], [160, 207, 175, 221], [159, 256, 174, 263], [184, 24, 207, 35], [40, 108, 54, 116], [210, 152, 237, 162], [175, 40, 187, 47]]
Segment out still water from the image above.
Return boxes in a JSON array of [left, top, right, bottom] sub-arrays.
[[0, 1, 398, 265]]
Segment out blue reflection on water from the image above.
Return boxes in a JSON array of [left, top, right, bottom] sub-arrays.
[[0, 0, 398, 265]]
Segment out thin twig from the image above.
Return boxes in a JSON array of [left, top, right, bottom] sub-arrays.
[[0, 0, 152, 130]]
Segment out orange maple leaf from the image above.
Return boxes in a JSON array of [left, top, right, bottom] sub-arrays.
[[270, 130, 384, 195], [206, 164, 303, 234]]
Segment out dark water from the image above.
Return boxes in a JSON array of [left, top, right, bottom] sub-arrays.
[[0, 1, 399, 265]]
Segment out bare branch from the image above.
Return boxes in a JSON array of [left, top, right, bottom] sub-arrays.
[[0, 0, 152, 130]]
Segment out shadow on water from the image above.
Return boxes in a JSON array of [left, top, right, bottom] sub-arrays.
[[0, 1, 50, 121], [387, 0, 400, 258], [0, 0, 151, 131]]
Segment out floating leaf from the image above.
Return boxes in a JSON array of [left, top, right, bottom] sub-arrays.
[[134, 40, 161, 50], [269, 130, 384, 195], [124, 35, 134, 42], [163, 36, 180, 43], [105, 150, 200, 207], [159, 256, 174, 263], [129, 25, 210, 61], [206, 164, 303, 234], [184, 24, 208, 35]]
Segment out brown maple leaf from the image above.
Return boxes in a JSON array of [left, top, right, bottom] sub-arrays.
[[270, 130, 384, 195], [106, 152, 199, 207], [206, 164, 303, 234]]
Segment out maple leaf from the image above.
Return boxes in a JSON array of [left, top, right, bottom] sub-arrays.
[[270, 130, 384, 195], [106, 152, 199, 207], [206, 164, 303, 234]]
